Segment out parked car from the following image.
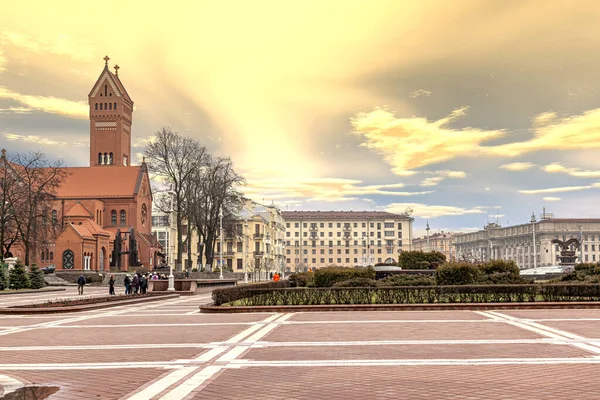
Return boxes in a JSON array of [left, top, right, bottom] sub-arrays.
[[41, 264, 56, 274]]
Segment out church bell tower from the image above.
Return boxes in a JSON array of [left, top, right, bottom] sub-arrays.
[[88, 56, 134, 166]]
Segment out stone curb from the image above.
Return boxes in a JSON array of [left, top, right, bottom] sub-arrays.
[[0, 288, 67, 296], [0, 294, 180, 315], [200, 301, 600, 313]]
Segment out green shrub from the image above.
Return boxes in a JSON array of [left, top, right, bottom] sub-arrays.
[[398, 251, 446, 270], [313, 266, 375, 287], [212, 280, 288, 306], [476, 260, 527, 284], [436, 262, 480, 285], [332, 278, 380, 287], [28, 265, 46, 289], [381, 274, 436, 286], [289, 271, 314, 287], [9, 260, 31, 290]]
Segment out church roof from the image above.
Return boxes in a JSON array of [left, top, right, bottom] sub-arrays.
[[66, 219, 111, 239], [64, 202, 93, 218], [56, 165, 145, 199], [88, 63, 133, 104]]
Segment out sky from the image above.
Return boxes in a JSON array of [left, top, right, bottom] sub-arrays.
[[2, 0, 600, 238]]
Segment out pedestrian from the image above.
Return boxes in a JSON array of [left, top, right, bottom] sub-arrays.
[[109, 275, 115, 295], [140, 274, 148, 294], [151, 273, 159, 281], [77, 274, 86, 295], [124, 274, 131, 294], [132, 274, 140, 294]]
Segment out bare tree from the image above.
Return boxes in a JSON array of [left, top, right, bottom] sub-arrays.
[[188, 156, 245, 270], [1, 151, 67, 265], [144, 127, 208, 271]]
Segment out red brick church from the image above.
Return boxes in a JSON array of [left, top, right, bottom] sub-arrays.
[[5, 57, 160, 271]]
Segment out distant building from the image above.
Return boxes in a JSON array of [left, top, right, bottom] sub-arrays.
[[453, 215, 600, 269], [280, 211, 413, 272], [152, 199, 286, 278], [412, 231, 457, 261]]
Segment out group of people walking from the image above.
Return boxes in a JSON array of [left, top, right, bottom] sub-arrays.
[[107, 272, 160, 295]]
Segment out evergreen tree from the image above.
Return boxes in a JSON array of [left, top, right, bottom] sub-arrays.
[[28, 265, 46, 289], [0, 265, 8, 290], [9, 260, 30, 290]]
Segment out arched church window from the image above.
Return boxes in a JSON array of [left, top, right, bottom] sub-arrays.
[[52, 210, 57, 223], [141, 204, 147, 226], [104, 153, 108, 164], [109, 152, 113, 164], [114, 102, 117, 110], [100, 103, 103, 110], [41, 251, 45, 261], [98, 153, 103, 164], [46, 249, 49, 260], [95, 103, 98, 110], [105, 84, 108, 96], [50, 251, 53, 261], [120, 210, 126, 225], [62, 250, 74, 269], [111, 210, 117, 225], [104, 102, 107, 110], [109, 103, 112, 110]]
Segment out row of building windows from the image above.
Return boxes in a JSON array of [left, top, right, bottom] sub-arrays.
[[98, 152, 113, 165], [40, 250, 54, 261], [287, 248, 394, 255], [111, 210, 127, 225], [95, 102, 117, 111], [286, 257, 388, 264], [287, 222, 402, 230], [287, 230, 402, 238], [285, 240, 401, 247]]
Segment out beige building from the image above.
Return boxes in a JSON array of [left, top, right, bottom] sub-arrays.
[[281, 211, 413, 272], [453, 215, 600, 269], [222, 200, 286, 278], [412, 231, 456, 261], [152, 199, 285, 278]]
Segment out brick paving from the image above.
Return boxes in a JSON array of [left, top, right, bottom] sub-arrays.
[[2, 299, 600, 399]]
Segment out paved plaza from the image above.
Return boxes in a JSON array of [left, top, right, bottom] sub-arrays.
[[1, 293, 600, 399]]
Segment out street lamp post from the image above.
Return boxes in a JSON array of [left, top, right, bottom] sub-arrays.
[[531, 213, 537, 269], [244, 220, 249, 284], [219, 206, 224, 279], [426, 221, 430, 252], [167, 192, 175, 291]]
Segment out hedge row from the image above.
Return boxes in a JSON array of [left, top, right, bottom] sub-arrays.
[[212, 284, 600, 306], [398, 251, 446, 269], [436, 260, 527, 285], [211, 280, 288, 306], [2, 261, 46, 290]]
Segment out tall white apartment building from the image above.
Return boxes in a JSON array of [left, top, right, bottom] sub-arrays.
[[453, 215, 600, 269], [281, 211, 414, 272]]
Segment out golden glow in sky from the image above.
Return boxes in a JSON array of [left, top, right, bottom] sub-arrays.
[[2, 0, 600, 234]]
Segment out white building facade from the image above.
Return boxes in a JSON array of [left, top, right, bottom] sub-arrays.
[[281, 211, 414, 272], [453, 218, 600, 269]]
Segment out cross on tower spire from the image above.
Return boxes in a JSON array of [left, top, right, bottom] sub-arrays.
[[114, 64, 120, 75], [103, 55, 110, 66]]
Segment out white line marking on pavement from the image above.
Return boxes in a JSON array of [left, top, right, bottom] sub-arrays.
[[159, 366, 222, 400], [243, 313, 293, 343], [227, 357, 600, 367], [216, 346, 250, 363], [279, 319, 499, 324], [482, 311, 600, 355], [194, 346, 229, 362], [0, 361, 189, 370], [127, 366, 198, 400], [0, 343, 210, 351], [49, 322, 254, 328], [223, 313, 281, 344]]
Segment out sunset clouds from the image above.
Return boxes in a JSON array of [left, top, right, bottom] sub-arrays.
[[2, 0, 600, 236]]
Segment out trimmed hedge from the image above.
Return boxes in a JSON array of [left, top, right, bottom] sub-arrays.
[[313, 266, 375, 287], [380, 274, 436, 286], [398, 251, 446, 270], [212, 284, 600, 306], [436, 262, 480, 285], [212, 280, 288, 306], [289, 271, 314, 287], [332, 278, 380, 288]]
